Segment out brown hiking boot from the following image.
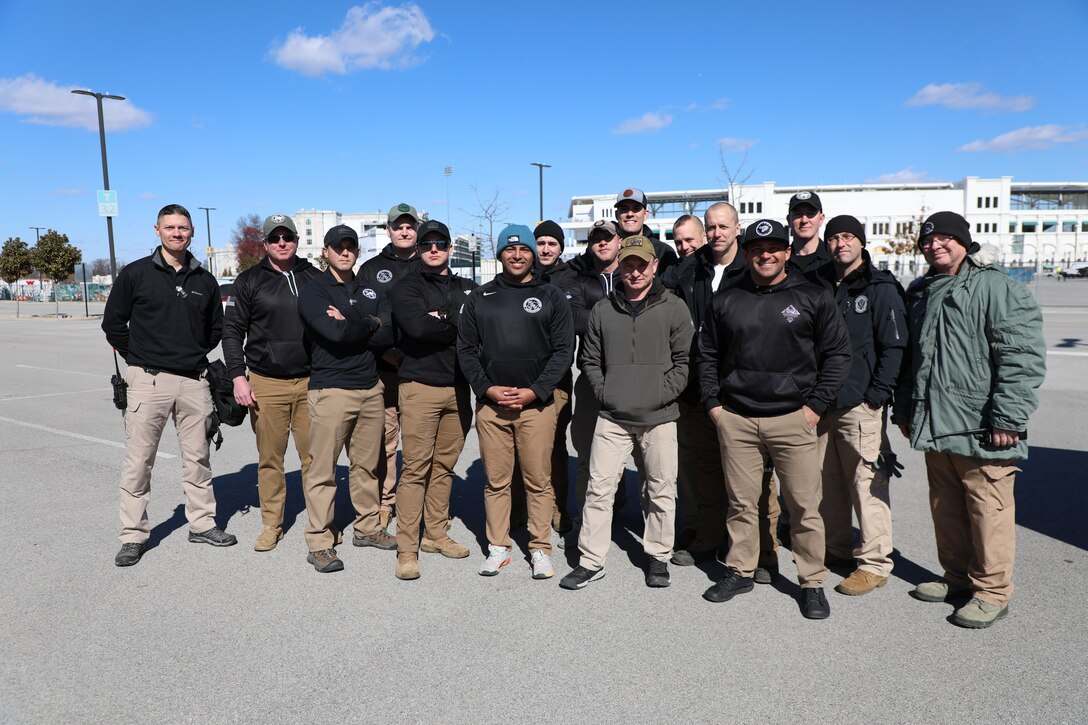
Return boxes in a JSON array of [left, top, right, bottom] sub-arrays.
[[353, 529, 397, 550], [307, 548, 344, 573], [254, 526, 283, 552], [395, 553, 420, 580], [835, 569, 888, 596], [420, 536, 470, 559]]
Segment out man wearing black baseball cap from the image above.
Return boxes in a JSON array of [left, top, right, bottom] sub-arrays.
[[696, 219, 851, 618], [614, 187, 679, 274], [787, 190, 829, 274]]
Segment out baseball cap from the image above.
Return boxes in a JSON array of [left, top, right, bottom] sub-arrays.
[[262, 213, 297, 236], [387, 203, 421, 225], [617, 235, 657, 263], [323, 224, 359, 247], [615, 188, 648, 207], [741, 219, 790, 247], [588, 219, 619, 241], [417, 219, 452, 243], [496, 224, 537, 257], [788, 191, 823, 213]]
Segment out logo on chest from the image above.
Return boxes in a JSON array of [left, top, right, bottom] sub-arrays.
[[523, 297, 542, 314], [376, 270, 393, 284], [781, 304, 800, 323], [854, 295, 869, 314], [362, 288, 377, 299]]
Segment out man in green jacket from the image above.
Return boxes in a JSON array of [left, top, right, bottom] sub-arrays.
[[560, 236, 693, 590], [893, 211, 1046, 629]]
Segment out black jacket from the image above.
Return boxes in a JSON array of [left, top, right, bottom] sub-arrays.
[[789, 239, 830, 274], [102, 248, 222, 375], [565, 251, 621, 339], [390, 267, 477, 387], [358, 243, 420, 371], [222, 257, 322, 379], [696, 270, 851, 417], [662, 245, 747, 403], [809, 253, 908, 410], [456, 273, 574, 405], [297, 270, 394, 390]]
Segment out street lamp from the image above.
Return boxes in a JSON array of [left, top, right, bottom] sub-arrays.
[[530, 162, 551, 223], [71, 89, 125, 281], [444, 165, 454, 231], [198, 206, 216, 276], [29, 226, 45, 242]]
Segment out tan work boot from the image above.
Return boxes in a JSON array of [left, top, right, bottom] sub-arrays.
[[835, 569, 888, 596], [379, 511, 391, 532], [953, 597, 1009, 628], [911, 580, 971, 603], [254, 526, 283, 552], [395, 553, 420, 580], [420, 535, 470, 559]]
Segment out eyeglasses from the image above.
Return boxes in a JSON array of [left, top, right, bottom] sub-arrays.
[[919, 234, 957, 249], [267, 233, 298, 244], [417, 240, 451, 250]]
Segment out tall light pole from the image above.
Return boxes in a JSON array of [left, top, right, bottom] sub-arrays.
[[444, 165, 454, 231], [530, 162, 551, 223], [29, 226, 45, 242], [198, 206, 216, 276], [71, 89, 125, 281]]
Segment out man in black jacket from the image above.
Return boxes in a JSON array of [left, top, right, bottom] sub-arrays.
[[223, 213, 321, 551], [357, 203, 422, 532], [457, 224, 574, 579], [810, 215, 907, 596], [389, 220, 477, 580], [103, 203, 234, 567], [696, 219, 851, 619], [297, 225, 396, 573], [786, 191, 829, 274], [613, 187, 679, 274]]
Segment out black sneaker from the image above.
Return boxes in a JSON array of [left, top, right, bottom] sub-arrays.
[[753, 564, 779, 585], [353, 530, 397, 550], [559, 565, 605, 590], [671, 546, 717, 567], [645, 559, 670, 588], [801, 587, 831, 619], [307, 548, 345, 573], [114, 542, 144, 567], [188, 527, 238, 547], [703, 567, 754, 603]]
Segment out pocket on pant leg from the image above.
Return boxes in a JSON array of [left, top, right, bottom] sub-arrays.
[[979, 462, 1019, 512], [857, 407, 882, 465]]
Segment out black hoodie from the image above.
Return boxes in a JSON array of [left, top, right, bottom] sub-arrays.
[[696, 270, 851, 417], [222, 256, 321, 379], [358, 243, 420, 371], [456, 273, 574, 405], [390, 267, 477, 387]]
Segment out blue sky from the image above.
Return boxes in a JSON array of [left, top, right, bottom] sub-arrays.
[[1, 0, 1086, 263]]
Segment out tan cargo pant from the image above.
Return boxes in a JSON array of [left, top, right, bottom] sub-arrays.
[[248, 372, 312, 529], [118, 367, 216, 543], [377, 369, 400, 514], [925, 452, 1018, 606], [395, 381, 471, 554], [718, 408, 827, 588], [476, 400, 558, 554], [578, 417, 677, 570], [303, 384, 385, 551], [571, 373, 643, 512], [818, 403, 893, 576]]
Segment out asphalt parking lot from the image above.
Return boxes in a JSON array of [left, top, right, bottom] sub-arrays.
[[1, 279, 1087, 724]]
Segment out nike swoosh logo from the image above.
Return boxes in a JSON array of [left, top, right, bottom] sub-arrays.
[[483, 291, 497, 296]]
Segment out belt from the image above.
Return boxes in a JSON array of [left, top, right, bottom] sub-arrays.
[[142, 366, 203, 380]]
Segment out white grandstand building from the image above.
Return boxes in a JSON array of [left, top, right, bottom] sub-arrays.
[[560, 177, 1088, 272]]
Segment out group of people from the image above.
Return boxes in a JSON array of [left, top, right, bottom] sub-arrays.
[[101, 188, 1046, 629]]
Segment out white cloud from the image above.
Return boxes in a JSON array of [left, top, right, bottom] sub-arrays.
[[612, 112, 673, 135], [138, 192, 159, 201], [271, 3, 436, 76], [0, 74, 153, 131], [906, 83, 1033, 112], [53, 188, 87, 196], [958, 124, 1088, 152], [684, 98, 731, 112], [866, 167, 932, 184], [717, 137, 757, 152]]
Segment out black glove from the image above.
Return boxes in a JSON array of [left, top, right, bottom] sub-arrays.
[[875, 451, 904, 478]]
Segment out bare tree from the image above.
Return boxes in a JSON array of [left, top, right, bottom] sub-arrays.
[[876, 205, 929, 275], [463, 184, 510, 258], [718, 147, 755, 209]]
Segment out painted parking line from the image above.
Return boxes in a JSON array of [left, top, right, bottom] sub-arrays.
[[0, 414, 176, 459], [15, 364, 104, 378], [0, 388, 111, 402], [1047, 351, 1088, 357]]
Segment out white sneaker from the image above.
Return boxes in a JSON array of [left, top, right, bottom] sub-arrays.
[[479, 545, 511, 576], [531, 550, 555, 579]]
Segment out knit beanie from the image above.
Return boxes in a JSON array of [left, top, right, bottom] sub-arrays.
[[533, 220, 565, 251], [824, 215, 867, 246]]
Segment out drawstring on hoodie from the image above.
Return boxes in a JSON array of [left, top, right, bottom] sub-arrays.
[[282, 269, 299, 297], [600, 272, 613, 296]]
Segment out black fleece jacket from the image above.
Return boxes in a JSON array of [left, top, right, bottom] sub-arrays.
[[390, 267, 477, 387], [102, 248, 222, 374], [358, 243, 420, 371], [696, 270, 851, 417], [297, 270, 393, 390], [456, 273, 574, 405], [222, 256, 321, 379]]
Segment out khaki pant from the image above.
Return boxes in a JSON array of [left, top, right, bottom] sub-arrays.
[[476, 400, 558, 554], [818, 403, 892, 576], [395, 381, 471, 554], [303, 385, 385, 551], [248, 371, 312, 529], [925, 452, 1018, 606], [377, 369, 400, 514], [578, 418, 677, 569], [510, 387, 572, 521], [571, 373, 643, 512], [718, 408, 827, 587], [118, 367, 216, 543]]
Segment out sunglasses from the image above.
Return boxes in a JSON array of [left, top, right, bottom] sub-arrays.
[[417, 240, 451, 250], [266, 233, 298, 243]]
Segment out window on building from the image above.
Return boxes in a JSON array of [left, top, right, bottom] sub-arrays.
[[1083, 221, 1088, 232], [985, 197, 991, 209], [1063, 221, 1076, 233], [1022, 221, 1037, 233], [992, 197, 999, 208], [976, 223, 982, 233], [1009, 222, 1017, 233], [977, 197, 983, 208], [1043, 221, 1057, 232], [306, 219, 311, 225]]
